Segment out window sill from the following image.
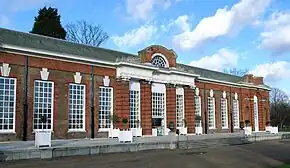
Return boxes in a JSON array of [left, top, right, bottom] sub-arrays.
[[209, 127, 216, 130], [98, 128, 110, 132], [0, 131, 16, 134], [68, 130, 86, 133], [222, 127, 229, 129]]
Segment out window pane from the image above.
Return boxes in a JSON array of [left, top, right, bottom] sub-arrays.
[[68, 84, 85, 130], [129, 90, 140, 128], [0, 77, 16, 131], [33, 80, 53, 130], [176, 94, 184, 127], [98, 87, 113, 129]]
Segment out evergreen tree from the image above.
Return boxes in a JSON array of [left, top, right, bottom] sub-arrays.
[[30, 7, 66, 39]]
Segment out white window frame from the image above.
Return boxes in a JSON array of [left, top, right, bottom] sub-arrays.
[[33, 80, 54, 131], [68, 83, 86, 132], [98, 86, 113, 132], [129, 81, 141, 128], [151, 83, 167, 135], [233, 99, 240, 129], [194, 96, 201, 127], [254, 95, 259, 131], [151, 53, 169, 68], [208, 97, 216, 129], [0, 77, 16, 133], [221, 98, 228, 129], [176, 87, 184, 128]]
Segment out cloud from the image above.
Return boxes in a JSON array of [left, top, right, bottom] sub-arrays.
[[257, 11, 290, 53], [249, 61, 290, 83], [0, 15, 10, 27], [172, 0, 271, 50], [189, 48, 239, 71], [125, 0, 180, 21], [111, 23, 158, 48]]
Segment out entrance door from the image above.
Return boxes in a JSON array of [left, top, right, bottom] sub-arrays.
[[152, 83, 166, 136]]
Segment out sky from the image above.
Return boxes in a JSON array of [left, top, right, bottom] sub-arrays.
[[0, 0, 290, 96]]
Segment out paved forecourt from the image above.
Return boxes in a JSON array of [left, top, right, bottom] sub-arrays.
[[0, 131, 290, 162], [2, 139, 290, 168]]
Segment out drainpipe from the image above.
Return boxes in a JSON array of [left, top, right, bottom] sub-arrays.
[[22, 56, 28, 141], [204, 83, 207, 134], [230, 87, 233, 133], [91, 65, 95, 139]]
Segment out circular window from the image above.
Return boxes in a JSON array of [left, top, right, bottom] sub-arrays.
[[151, 55, 167, 68]]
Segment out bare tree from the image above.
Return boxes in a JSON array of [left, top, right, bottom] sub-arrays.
[[270, 88, 290, 129], [65, 20, 109, 47], [223, 68, 249, 77]]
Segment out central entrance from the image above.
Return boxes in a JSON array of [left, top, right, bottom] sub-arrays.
[[151, 83, 167, 136]]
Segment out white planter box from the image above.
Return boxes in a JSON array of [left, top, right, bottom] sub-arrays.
[[177, 127, 187, 135], [195, 127, 202, 135], [118, 130, 133, 143], [244, 126, 252, 136], [265, 126, 278, 134], [35, 130, 51, 148], [152, 129, 158, 136], [109, 128, 119, 138], [131, 128, 142, 137]]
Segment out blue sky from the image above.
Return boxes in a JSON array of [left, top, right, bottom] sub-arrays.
[[1, 0, 290, 96]]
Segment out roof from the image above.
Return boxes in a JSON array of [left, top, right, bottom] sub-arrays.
[[0, 27, 270, 89]]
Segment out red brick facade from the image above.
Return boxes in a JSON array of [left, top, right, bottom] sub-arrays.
[[0, 45, 270, 141]]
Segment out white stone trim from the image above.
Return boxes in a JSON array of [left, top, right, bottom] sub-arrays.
[[40, 68, 49, 80], [209, 89, 214, 97], [129, 80, 140, 91], [117, 65, 196, 87], [74, 72, 82, 84], [103, 76, 110, 87], [195, 88, 199, 96], [222, 91, 226, 99], [234, 92, 238, 100], [151, 83, 166, 93], [0, 63, 11, 77]]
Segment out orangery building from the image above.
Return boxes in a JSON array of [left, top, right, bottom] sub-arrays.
[[0, 28, 270, 141]]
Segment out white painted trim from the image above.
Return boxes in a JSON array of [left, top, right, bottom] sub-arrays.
[[1, 44, 116, 66], [0, 49, 116, 69], [33, 80, 54, 132], [68, 83, 86, 132], [198, 77, 270, 91]]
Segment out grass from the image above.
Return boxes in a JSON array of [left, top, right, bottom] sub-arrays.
[[274, 164, 290, 168]]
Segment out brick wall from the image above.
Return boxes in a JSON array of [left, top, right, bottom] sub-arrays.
[[184, 87, 195, 134], [140, 81, 152, 135], [0, 51, 270, 141], [166, 85, 176, 129], [115, 80, 130, 129]]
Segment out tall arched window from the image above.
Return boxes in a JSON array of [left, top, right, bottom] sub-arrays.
[[151, 55, 167, 68]]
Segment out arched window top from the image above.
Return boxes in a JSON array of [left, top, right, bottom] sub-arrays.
[[151, 54, 168, 68]]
